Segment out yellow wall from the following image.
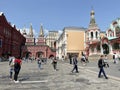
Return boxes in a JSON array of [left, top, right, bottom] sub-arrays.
[[66, 30, 85, 57]]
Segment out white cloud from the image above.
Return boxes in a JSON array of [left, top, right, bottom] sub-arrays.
[[20, 28, 38, 38]]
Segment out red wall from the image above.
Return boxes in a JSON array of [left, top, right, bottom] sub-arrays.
[[0, 13, 26, 58]]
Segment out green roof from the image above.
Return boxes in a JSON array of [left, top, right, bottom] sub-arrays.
[[108, 37, 117, 40]]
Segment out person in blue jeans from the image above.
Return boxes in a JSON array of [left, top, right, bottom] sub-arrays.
[[98, 55, 108, 79]]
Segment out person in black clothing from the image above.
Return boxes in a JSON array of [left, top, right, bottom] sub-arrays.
[[71, 55, 79, 73], [52, 57, 57, 71], [98, 55, 108, 79], [14, 56, 22, 83]]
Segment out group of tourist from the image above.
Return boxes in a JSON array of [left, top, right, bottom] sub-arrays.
[[68, 52, 120, 80], [8, 51, 120, 83]]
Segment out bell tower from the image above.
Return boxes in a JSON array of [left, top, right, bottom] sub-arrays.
[[86, 9, 100, 42]]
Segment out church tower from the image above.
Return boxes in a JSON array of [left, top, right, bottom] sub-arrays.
[[36, 24, 45, 45], [25, 24, 35, 45], [86, 9, 100, 42], [85, 9, 101, 56]]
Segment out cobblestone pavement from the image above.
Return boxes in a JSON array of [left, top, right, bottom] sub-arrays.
[[0, 60, 120, 90]]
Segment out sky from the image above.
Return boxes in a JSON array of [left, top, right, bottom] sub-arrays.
[[0, 0, 120, 36]]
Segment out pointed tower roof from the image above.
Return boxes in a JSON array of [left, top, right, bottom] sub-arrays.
[[22, 25, 27, 35], [29, 23, 34, 37], [89, 9, 98, 28], [39, 24, 44, 37]]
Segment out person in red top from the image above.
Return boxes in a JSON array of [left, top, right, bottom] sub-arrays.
[[14, 56, 22, 83]]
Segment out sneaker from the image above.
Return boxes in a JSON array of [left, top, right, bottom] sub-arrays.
[[14, 80, 19, 83]]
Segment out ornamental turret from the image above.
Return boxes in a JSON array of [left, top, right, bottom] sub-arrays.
[[39, 24, 44, 37], [29, 23, 34, 37]]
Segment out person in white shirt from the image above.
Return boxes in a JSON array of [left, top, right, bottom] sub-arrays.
[[9, 56, 15, 80]]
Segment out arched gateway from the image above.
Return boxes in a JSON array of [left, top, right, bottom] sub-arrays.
[[21, 24, 56, 59]]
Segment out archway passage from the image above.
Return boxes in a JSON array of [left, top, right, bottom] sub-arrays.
[[25, 52, 32, 59], [102, 44, 109, 54], [49, 54, 54, 59], [36, 51, 44, 58]]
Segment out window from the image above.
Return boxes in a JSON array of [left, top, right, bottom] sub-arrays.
[[91, 32, 93, 38]]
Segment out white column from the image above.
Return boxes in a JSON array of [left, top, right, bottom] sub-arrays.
[[89, 32, 91, 40], [93, 31, 96, 40]]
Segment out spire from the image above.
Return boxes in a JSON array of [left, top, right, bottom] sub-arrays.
[[29, 23, 34, 37], [22, 25, 27, 35], [39, 24, 44, 37], [89, 8, 97, 28]]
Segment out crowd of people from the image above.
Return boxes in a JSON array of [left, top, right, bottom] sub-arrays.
[[7, 51, 120, 83]]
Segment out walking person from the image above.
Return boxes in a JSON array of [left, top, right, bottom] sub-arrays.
[[52, 57, 57, 71], [104, 54, 109, 68], [81, 54, 86, 66], [37, 57, 42, 69], [113, 53, 118, 64], [98, 55, 108, 79], [71, 55, 79, 73], [14, 56, 22, 83], [9, 55, 15, 80]]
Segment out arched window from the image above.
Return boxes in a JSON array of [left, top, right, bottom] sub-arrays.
[[91, 32, 93, 39]]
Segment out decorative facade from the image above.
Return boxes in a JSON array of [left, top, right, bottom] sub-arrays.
[[85, 9, 102, 56], [106, 18, 120, 54], [22, 24, 56, 59], [85, 10, 120, 56]]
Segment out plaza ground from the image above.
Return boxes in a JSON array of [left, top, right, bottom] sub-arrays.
[[0, 58, 120, 90]]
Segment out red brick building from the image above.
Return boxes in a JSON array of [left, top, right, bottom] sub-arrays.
[[0, 12, 26, 59], [22, 24, 56, 59]]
